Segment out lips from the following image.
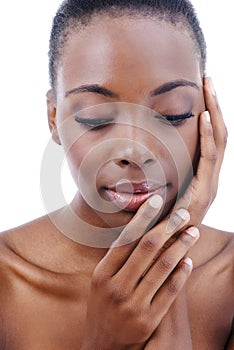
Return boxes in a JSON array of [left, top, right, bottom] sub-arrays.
[[108, 181, 162, 194], [103, 182, 167, 212]]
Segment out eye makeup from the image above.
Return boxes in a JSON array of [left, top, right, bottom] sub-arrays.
[[75, 111, 195, 130], [156, 112, 195, 126], [75, 116, 114, 130]]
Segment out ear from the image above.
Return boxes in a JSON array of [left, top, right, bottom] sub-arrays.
[[46, 89, 61, 145]]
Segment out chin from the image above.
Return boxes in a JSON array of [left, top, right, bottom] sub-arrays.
[[94, 195, 176, 229]]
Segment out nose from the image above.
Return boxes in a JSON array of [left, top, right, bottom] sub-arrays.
[[113, 140, 157, 169], [115, 157, 155, 169]]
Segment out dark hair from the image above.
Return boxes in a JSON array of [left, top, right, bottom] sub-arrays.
[[49, 0, 207, 90]]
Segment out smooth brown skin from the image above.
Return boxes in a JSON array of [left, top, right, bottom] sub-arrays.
[[0, 15, 233, 349]]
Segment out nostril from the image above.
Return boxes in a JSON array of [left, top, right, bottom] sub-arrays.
[[116, 158, 154, 168], [144, 158, 154, 165], [120, 159, 130, 166]]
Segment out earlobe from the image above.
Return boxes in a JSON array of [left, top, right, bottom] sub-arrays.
[[46, 89, 61, 145]]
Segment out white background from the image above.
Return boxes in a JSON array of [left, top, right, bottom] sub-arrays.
[[0, 1, 233, 232]]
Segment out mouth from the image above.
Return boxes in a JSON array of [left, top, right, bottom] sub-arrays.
[[102, 182, 167, 212]]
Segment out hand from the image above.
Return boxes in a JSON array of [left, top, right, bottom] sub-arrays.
[[174, 77, 228, 227], [145, 288, 193, 350], [81, 197, 199, 349], [151, 77, 227, 263]]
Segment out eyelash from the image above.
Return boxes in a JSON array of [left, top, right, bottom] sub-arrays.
[[156, 112, 195, 126], [75, 112, 194, 130], [75, 117, 114, 130]]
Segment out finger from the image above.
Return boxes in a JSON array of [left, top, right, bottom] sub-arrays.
[[204, 77, 228, 154], [114, 208, 190, 288], [113, 194, 164, 248], [195, 111, 218, 184], [97, 194, 164, 277], [150, 256, 193, 323], [134, 227, 199, 303], [204, 77, 227, 193]]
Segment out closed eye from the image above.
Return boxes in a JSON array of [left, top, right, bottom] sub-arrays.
[[156, 112, 195, 126], [75, 112, 194, 130], [75, 116, 114, 130]]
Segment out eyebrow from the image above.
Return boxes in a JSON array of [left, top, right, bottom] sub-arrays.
[[150, 79, 200, 96], [65, 84, 118, 98], [65, 79, 199, 99]]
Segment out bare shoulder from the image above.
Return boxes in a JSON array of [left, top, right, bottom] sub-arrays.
[[193, 224, 234, 306], [190, 223, 234, 287], [200, 224, 234, 258], [0, 208, 88, 279], [0, 215, 48, 276], [0, 213, 63, 282], [197, 224, 234, 269]]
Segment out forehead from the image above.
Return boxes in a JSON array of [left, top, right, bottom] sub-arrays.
[[57, 15, 202, 95]]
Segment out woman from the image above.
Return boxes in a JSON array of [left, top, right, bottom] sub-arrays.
[[0, 0, 233, 348]]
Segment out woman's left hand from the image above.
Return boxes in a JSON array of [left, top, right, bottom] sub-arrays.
[[174, 76, 228, 227]]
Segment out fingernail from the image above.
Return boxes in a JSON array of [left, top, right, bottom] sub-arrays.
[[184, 257, 193, 268], [166, 209, 190, 234], [186, 227, 200, 238], [149, 194, 163, 209], [204, 111, 211, 123], [174, 208, 190, 221], [208, 78, 216, 97]]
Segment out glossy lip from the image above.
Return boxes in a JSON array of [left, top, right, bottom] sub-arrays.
[[103, 182, 167, 212], [108, 181, 163, 194]]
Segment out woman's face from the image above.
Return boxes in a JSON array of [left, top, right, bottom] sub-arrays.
[[52, 15, 205, 227]]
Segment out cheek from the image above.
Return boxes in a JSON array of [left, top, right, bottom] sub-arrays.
[[160, 119, 199, 192], [65, 138, 94, 186], [181, 120, 199, 163], [174, 120, 199, 189], [64, 133, 113, 188], [57, 117, 100, 185]]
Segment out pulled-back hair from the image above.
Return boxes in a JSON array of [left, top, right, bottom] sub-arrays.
[[49, 0, 206, 89]]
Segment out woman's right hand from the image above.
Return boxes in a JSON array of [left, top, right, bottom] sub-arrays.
[[81, 196, 199, 349]]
